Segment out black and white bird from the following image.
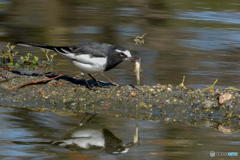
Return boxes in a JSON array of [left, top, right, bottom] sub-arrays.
[[16, 42, 134, 86], [53, 128, 133, 154]]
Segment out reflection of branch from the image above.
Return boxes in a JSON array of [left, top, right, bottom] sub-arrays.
[[133, 125, 139, 144], [7, 74, 64, 90], [79, 113, 97, 126]]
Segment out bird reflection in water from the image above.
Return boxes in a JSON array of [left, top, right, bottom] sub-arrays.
[[12, 113, 137, 155]]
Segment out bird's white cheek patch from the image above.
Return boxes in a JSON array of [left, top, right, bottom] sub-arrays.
[[123, 50, 132, 58], [115, 49, 132, 58]]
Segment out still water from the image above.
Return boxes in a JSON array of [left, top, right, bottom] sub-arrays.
[[0, 0, 240, 87], [0, 106, 239, 160]]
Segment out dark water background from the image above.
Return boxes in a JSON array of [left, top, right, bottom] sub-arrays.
[[0, 0, 240, 87], [0, 107, 239, 160]]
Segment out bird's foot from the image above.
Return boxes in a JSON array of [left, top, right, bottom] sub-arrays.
[[84, 80, 94, 90]]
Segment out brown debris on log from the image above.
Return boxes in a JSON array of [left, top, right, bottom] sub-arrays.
[[7, 74, 64, 90]]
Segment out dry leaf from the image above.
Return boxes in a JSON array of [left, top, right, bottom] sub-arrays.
[[218, 125, 232, 134]]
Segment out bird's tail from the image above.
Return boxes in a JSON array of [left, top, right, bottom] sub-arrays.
[[15, 41, 56, 50], [15, 41, 76, 56]]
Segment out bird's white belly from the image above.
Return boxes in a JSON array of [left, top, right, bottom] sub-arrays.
[[72, 56, 106, 73], [59, 129, 105, 149]]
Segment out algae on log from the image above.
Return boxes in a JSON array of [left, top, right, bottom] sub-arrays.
[[0, 70, 240, 131]]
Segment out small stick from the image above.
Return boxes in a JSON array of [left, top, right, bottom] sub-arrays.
[[7, 74, 64, 90], [179, 75, 186, 88], [225, 87, 240, 92], [79, 113, 97, 126], [128, 84, 143, 92], [205, 79, 218, 90]]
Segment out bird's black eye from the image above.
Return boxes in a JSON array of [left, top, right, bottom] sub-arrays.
[[120, 53, 126, 57]]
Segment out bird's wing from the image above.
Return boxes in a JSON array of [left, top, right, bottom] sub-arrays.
[[72, 42, 113, 57], [103, 128, 123, 144], [52, 42, 113, 58]]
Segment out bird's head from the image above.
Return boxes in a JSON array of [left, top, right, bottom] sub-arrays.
[[105, 45, 139, 71], [113, 47, 133, 61]]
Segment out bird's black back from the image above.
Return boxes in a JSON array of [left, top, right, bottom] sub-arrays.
[[16, 41, 113, 58], [74, 42, 113, 57]]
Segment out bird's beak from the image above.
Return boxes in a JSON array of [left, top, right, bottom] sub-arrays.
[[127, 56, 138, 62]]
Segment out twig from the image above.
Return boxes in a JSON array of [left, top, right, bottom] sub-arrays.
[[178, 75, 186, 88], [225, 87, 240, 92], [0, 67, 11, 71], [6, 74, 64, 90], [205, 79, 218, 90], [79, 113, 97, 126], [128, 84, 143, 93]]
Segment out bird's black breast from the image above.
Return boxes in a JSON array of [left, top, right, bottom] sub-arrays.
[[104, 55, 123, 71]]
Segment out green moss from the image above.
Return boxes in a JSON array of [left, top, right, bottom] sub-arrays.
[[0, 43, 56, 70]]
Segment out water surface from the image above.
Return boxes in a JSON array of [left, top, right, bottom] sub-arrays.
[[0, 107, 239, 160]]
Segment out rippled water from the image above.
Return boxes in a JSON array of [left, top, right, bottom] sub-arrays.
[[0, 0, 240, 87], [0, 106, 239, 160]]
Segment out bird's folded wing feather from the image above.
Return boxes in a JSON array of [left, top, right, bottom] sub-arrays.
[[55, 42, 112, 58], [75, 42, 113, 57]]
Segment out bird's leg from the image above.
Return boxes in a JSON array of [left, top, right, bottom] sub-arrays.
[[100, 73, 119, 86], [87, 73, 101, 87], [81, 73, 92, 89]]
